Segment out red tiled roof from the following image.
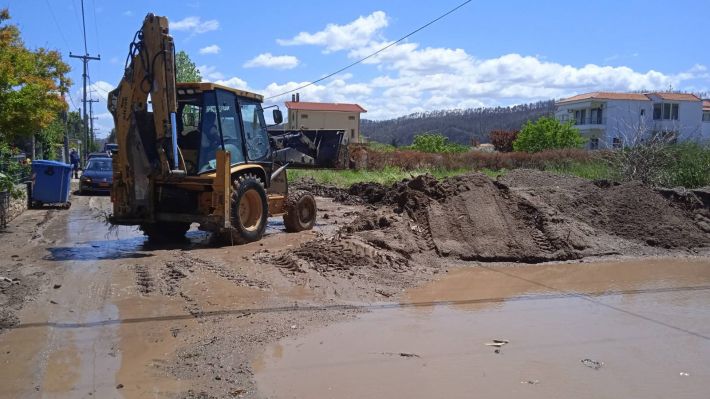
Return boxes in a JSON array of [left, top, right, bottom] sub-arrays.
[[704, 100, 710, 111], [557, 92, 650, 103], [649, 92, 700, 101], [285, 101, 367, 113], [558, 91, 702, 104]]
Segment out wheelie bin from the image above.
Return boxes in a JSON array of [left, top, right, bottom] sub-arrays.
[[30, 160, 72, 208]]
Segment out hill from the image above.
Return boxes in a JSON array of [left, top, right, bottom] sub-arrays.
[[361, 100, 555, 145]]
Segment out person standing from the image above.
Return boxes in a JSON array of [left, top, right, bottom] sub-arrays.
[[69, 148, 80, 179]]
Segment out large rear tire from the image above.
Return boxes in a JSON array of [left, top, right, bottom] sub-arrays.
[[140, 222, 190, 242], [223, 174, 268, 244], [283, 190, 316, 232]]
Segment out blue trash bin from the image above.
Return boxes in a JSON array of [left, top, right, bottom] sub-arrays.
[[31, 160, 72, 206]]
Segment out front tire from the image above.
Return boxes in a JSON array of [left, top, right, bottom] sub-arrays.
[[283, 190, 316, 232], [223, 174, 268, 244]]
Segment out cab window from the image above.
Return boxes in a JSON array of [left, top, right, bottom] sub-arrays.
[[239, 99, 270, 161]]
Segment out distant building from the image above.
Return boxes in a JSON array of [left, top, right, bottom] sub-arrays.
[[284, 100, 367, 143], [555, 92, 705, 149]]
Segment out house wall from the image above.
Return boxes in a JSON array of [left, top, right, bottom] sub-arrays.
[[287, 110, 362, 143], [556, 98, 704, 148]]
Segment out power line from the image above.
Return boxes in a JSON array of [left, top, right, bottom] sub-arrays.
[[44, 0, 70, 48], [265, 0, 472, 100], [80, 0, 88, 54]]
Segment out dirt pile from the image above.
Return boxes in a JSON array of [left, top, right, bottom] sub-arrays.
[[267, 170, 709, 275]]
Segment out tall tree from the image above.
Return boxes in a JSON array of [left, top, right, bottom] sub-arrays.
[[175, 50, 201, 83], [0, 9, 71, 144]]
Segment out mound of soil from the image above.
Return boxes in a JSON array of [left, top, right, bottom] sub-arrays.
[[271, 170, 709, 276]]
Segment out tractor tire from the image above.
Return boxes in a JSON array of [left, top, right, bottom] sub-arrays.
[[223, 174, 268, 245], [140, 222, 190, 243], [283, 190, 316, 232]]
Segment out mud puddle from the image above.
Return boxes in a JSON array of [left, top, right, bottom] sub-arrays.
[[254, 257, 710, 398]]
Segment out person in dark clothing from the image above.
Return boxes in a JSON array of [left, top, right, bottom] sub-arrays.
[[69, 149, 80, 179]]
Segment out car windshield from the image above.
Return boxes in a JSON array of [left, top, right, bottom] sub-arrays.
[[86, 159, 112, 171]]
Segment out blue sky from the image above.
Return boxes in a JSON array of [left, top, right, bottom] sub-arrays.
[[3, 0, 709, 137]]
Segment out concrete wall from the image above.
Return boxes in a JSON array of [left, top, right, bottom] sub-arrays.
[[1, 184, 28, 227]]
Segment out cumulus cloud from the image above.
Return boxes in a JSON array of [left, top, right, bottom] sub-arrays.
[[170, 16, 219, 34], [199, 44, 221, 55], [243, 53, 299, 70], [197, 65, 224, 81], [277, 11, 387, 52]]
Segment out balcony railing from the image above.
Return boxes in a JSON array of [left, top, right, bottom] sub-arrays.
[[574, 117, 606, 125]]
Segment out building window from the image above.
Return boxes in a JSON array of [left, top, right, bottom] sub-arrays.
[[640, 109, 645, 116], [301, 114, 308, 119], [589, 138, 599, 150], [612, 137, 622, 149], [574, 109, 586, 124], [703, 111, 710, 122], [653, 104, 662, 120], [654, 103, 679, 120], [348, 115, 356, 120], [590, 108, 603, 124], [350, 129, 355, 139]]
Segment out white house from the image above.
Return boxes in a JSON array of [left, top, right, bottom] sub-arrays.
[[555, 92, 705, 149]]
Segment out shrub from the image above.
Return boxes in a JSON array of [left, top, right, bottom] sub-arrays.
[[513, 117, 585, 153], [489, 130, 518, 152], [407, 133, 469, 153]]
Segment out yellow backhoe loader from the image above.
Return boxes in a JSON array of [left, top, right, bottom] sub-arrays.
[[107, 13, 343, 243]]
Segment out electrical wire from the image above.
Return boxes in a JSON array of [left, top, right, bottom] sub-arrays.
[[44, 0, 71, 48], [80, 0, 88, 54], [265, 0, 472, 100]]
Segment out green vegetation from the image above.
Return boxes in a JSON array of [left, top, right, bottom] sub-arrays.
[[406, 133, 469, 153], [513, 117, 585, 153], [664, 142, 710, 188], [0, 9, 70, 150], [175, 50, 201, 83], [0, 143, 29, 197], [288, 166, 505, 188], [546, 160, 618, 181]]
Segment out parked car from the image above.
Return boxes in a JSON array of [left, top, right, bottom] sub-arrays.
[[87, 152, 112, 160], [79, 157, 113, 194]]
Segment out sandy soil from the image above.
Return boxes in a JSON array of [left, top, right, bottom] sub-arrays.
[[0, 170, 708, 398]]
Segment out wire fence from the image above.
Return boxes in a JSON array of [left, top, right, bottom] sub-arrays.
[[0, 162, 31, 230]]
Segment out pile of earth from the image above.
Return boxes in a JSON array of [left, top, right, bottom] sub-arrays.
[[268, 170, 709, 274]]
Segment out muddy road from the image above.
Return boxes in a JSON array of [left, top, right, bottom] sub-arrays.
[[1, 170, 709, 398]]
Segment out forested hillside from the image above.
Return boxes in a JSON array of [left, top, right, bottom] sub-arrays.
[[361, 100, 556, 145]]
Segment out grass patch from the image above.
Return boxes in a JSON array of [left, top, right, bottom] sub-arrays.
[[546, 160, 618, 181], [288, 166, 506, 188]]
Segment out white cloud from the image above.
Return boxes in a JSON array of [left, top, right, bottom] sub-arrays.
[[170, 16, 219, 34], [122, 10, 133, 17], [244, 53, 299, 70], [199, 44, 221, 55], [277, 11, 387, 52], [197, 65, 224, 81], [214, 77, 249, 90]]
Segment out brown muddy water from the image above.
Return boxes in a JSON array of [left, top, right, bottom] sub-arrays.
[[254, 258, 710, 399]]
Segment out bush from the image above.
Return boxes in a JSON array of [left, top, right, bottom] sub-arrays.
[[489, 130, 518, 152], [407, 133, 469, 153], [664, 142, 710, 188], [513, 117, 585, 153]]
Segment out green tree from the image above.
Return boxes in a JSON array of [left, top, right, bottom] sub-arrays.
[[513, 117, 585, 153], [175, 50, 201, 83], [0, 9, 71, 145], [409, 133, 469, 153]]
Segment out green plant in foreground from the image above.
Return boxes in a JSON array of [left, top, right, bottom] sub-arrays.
[[407, 133, 469, 153], [513, 117, 585, 153]]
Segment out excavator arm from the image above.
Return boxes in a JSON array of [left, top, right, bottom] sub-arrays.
[[107, 13, 181, 221]]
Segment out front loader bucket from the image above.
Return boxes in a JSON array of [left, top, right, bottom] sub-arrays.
[[269, 130, 345, 168]]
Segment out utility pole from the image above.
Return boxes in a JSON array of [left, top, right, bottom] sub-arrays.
[[88, 98, 99, 151], [69, 53, 100, 161]]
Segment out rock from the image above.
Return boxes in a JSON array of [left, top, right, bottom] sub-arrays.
[[116, 384, 124, 389], [53, 284, 61, 289]]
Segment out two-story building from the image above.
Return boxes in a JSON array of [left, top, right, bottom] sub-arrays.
[[284, 100, 367, 144], [555, 92, 705, 149]]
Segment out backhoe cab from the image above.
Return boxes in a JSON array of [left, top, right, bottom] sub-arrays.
[[107, 14, 318, 243]]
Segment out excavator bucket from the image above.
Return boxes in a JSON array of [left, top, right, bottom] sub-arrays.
[[269, 130, 345, 168]]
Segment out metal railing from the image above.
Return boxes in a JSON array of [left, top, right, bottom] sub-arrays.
[[574, 117, 606, 125]]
